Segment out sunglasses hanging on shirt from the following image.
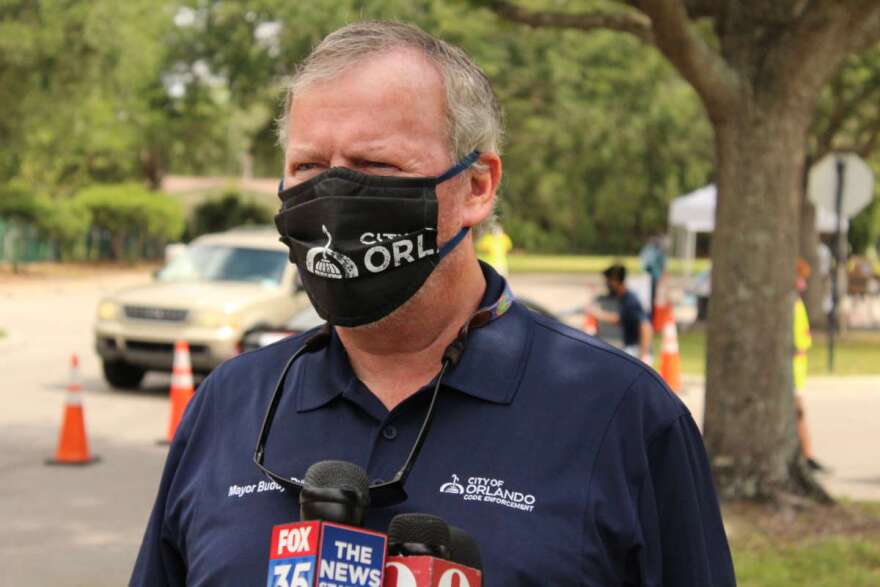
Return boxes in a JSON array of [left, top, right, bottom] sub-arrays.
[[253, 283, 514, 508]]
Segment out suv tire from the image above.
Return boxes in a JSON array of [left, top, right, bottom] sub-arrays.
[[103, 360, 146, 389]]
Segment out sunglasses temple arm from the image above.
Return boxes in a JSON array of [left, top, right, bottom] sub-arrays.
[[391, 360, 450, 484], [254, 346, 307, 466]]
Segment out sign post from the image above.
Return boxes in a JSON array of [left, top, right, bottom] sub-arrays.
[[808, 152, 875, 372]]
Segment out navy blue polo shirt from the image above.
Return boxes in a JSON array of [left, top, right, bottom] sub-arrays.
[[132, 264, 734, 586]]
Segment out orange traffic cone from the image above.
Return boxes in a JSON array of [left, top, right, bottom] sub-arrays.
[[47, 354, 98, 465], [657, 307, 682, 393], [162, 340, 195, 444], [583, 312, 598, 335]]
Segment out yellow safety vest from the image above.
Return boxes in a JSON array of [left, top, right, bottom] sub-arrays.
[[793, 297, 812, 392], [476, 232, 513, 276]]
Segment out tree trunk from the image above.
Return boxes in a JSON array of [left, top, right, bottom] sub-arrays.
[[703, 101, 829, 501], [141, 148, 164, 191]]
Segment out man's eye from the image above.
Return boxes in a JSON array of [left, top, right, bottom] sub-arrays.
[[294, 163, 323, 173]]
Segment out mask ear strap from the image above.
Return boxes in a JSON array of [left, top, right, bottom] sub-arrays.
[[438, 227, 469, 260], [435, 150, 481, 183], [277, 178, 285, 193]]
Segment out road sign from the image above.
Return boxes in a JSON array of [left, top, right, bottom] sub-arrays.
[[808, 153, 874, 218]]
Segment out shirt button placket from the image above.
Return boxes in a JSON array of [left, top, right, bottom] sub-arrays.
[[382, 425, 398, 441]]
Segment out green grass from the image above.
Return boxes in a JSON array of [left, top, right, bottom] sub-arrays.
[[678, 328, 880, 376], [508, 253, 711, 276], [733, 536, 880, 586], [727, 501, 880, 586]]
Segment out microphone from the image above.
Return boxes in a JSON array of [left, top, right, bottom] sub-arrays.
[[384, 514, 482, 587], [267, 461, 387, 587], [448, 526, 482, 573], [300, 459, 370, 526], [387, 513, 451, 559]]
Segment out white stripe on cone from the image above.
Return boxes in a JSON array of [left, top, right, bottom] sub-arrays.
[[173, 342, 192, 371], [66, 354, 82, 403], [661, 322, 679, 354], [172, 341, 193, 390]]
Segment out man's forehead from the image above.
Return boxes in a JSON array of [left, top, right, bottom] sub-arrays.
[[287, 48, 448, 150]]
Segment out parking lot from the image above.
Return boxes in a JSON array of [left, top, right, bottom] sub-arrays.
[[1, 267, 878, 585]]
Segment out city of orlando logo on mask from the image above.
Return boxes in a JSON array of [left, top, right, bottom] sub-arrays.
[[305, 225, 360, 279], [304, 225, 436, 280]]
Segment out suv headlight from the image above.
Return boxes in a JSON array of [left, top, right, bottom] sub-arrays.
[[193, 309, 241, 329], [97, 301, 120, 321]]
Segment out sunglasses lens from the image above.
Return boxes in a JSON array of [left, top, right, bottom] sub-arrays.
[[369, 482, 408, 508]]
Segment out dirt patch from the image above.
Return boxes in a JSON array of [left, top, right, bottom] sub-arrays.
[[724, 499, 880, 545], [0, 261, 160, 282], [0, 262, 159, 296]]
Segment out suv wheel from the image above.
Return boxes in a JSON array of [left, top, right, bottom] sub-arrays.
[[102, 360, 146, 389]]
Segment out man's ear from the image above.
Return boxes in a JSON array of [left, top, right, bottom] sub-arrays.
[[461, 152, 502, 227]]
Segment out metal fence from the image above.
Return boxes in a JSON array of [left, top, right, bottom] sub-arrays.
[[0, 218, 165, 265]]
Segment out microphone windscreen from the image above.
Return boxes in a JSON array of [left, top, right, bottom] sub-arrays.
[[387, 513, 451, 551], [303, 460, 370, 495], [449, 525, 483, 571]]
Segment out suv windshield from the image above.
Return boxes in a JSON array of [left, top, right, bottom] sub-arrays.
[[158, 245, 288, 285]]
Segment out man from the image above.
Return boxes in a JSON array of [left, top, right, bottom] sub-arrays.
[[132, 22, 734, 586], [639, 235, 667, 319], [794, 258, 825, 471], [590, 264, 654, 363]]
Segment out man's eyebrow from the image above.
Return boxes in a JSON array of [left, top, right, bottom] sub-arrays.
[[286, 145, 325, 160]]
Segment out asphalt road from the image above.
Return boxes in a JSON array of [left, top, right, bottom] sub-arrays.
[[0, 269, 877, 585]]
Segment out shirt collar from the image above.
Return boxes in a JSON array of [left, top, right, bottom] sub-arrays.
[[294, 262, 533, 412]]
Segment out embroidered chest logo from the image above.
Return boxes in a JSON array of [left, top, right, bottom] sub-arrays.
[[439, 473, 536, 513]]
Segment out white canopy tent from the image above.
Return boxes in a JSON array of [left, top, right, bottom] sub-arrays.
[[668, 184, 848, 275]]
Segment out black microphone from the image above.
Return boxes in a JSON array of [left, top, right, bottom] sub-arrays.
[[299, 460, 371, 526], [387, 513, 451, 559], [384, 514, 482, 586], [448, 525, 482, 572]]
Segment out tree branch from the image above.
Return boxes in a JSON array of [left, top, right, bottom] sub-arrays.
[[772, 2, 880, 101], [633, 0, 742, 119], [848, 3, 880, 53], [481, 0, 654, 44]]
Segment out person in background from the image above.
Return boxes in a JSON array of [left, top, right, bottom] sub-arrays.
[[475, 220, 512, 277], [640, 234, 667, 320], [794, 258, 826, 472], [590, 263, 653, 363]]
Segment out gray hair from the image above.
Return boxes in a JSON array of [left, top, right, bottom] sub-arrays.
[[277, 21, 504, 162]]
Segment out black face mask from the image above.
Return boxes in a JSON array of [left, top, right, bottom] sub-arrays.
[[274, 151, 480, 327]]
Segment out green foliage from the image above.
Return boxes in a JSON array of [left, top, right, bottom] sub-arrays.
[[189, 192, 274, 238], [162, 0, 713, 253], [73, 184, 184, 258], [0, 0, 174, 189], [0, 181, 91, 261], [0, 0, 875, 256], [0, 182, 52, 224], [848, 197, 880, 255]]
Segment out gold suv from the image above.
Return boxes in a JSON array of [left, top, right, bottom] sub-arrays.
[[94, 227, 306, 389]]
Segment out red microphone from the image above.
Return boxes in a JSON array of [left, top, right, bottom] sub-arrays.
[[383, 514, 482, 587]]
